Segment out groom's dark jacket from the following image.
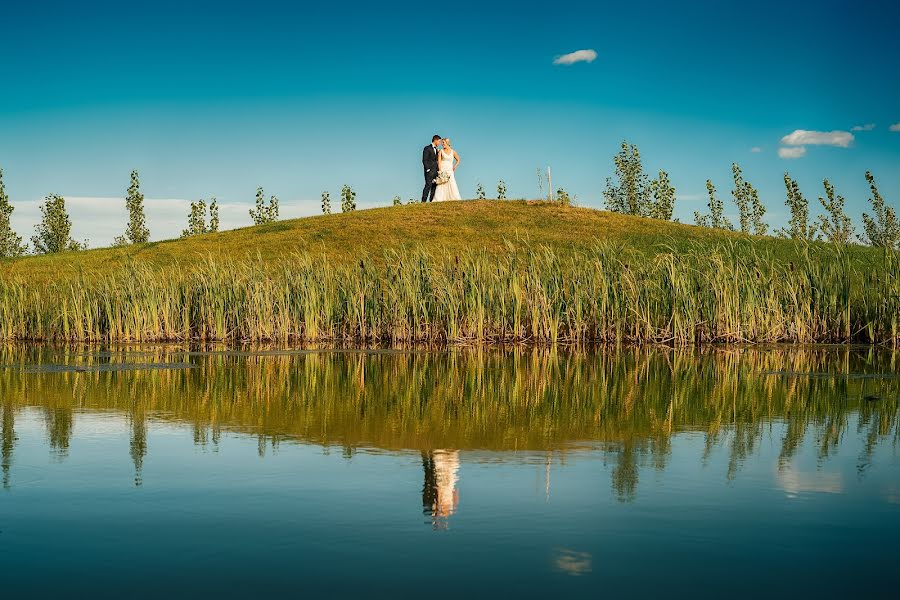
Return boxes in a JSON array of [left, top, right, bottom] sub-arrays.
[[422, 144, 439, 177]]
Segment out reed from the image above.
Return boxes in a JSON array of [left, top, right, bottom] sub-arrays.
[[1, 241, 897, 345]]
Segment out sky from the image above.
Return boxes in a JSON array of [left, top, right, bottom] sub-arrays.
[[1, 0, 899, 246]]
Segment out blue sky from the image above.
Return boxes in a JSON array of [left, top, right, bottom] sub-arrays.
[[1, 0, 899, 245]]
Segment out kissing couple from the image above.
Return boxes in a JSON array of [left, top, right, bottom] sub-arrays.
[[421, 134, 462, 202]]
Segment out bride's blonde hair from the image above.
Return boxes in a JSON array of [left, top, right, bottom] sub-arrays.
[[443, 138, 451, 147]]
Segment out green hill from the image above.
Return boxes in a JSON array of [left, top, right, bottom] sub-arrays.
[[2, 200, 897, 345], [0, 200, 879, 282]]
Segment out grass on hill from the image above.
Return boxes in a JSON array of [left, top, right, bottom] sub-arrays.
[[2, 200, 879, 281], [1, 200, 897, 346]]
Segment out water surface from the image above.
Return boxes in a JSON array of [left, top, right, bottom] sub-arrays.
[[1, 346, 898, 597]]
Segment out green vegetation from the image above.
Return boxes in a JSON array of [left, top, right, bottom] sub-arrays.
[[0, 200, 852, 280], [817, 179, 854, 244], [778, 173, 817, 241], [1, 139, 898, 346], [340, 184, 357, 213], [113, 170, 150, 246], [695, 179, 732, 230], [604, 142, 676, 220], [731, 163, 767, 235], [181, 198, 219, 237], [249, 187, 279, 225], [0, 169, 26, 258], [31, 194, 86, 253], [0, 215, 897, 344], [648, 170, 675, 220], [860, 170, 899, 248], [604, 142, 649, 215]]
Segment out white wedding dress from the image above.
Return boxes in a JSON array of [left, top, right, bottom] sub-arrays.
[[433, 149, 461, 202]]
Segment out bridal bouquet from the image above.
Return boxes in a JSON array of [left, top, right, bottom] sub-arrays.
[[433, 171, 451, 185]]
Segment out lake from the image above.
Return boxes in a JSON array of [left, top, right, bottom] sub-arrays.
[[1, 345, 898, 597]]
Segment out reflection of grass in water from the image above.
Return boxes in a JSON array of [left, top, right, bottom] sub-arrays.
[[1, 241, 899, 345], [0, 345, 898, 498]]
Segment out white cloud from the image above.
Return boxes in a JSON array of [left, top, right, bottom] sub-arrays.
[[750, 147, 762, 153], [778, 146, 807, 159], [851, 123, 875, 131], [9, 196, 318, 248], [779, 129, 854, 148], [777, 464, 843, 496], [553, 49, 598, 66], [890, 123, 900, 132], [675, 193, 707, 202]]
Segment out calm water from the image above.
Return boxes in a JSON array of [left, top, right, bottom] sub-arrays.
[[1, 346, 899, 597]]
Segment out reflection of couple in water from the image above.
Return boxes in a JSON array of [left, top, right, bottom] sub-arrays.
[[421, 449, 460, 529]]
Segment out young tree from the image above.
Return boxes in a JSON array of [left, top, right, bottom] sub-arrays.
[[475, 183, 486, 200], [181, 199, 206, 238], [321, 191, 331, 215], [31, 194, 85, 253], [122, 170, 150, 244], [181, 198, 218, 237], [817, 179, 854, 244], [497, 180, 507, 200], [340, 185, 356, 213], [209, 198, 219, 233], [603, 141, 650, 216], [730, 164, 750, 233], [648, 170, 676, 221], [730, 164, 767, 235], [777, 173, 816, 241], [859, 171, 899, 248], [0, 168, 26, 258], [249, 187, 279, 225], [556, 188, 573, 207], [694, 180, 733, 230]]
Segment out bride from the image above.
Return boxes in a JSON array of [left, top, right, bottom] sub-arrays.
[[433, 138, 461, 201]]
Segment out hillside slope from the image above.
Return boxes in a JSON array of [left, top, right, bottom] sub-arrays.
[[0, 200, 878, 281]]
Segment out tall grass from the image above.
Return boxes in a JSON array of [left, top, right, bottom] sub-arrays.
[[1, 241, 898, 345]]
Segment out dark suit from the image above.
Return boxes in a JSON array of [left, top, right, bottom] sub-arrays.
[[422, 144, 439, 202]]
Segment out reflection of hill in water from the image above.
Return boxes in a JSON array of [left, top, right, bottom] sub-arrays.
[[1, 345, 898, 498]]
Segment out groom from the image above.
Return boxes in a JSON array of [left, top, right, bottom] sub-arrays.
[[421, 134, 442, 202]]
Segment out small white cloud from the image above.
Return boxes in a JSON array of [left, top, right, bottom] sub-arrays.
[[780, 129, 854, 148], [851, 123, 875, 132], [890, 123, 900, 132], [750, 147, 762, 153], [675, 193, 707, 202], [553, 49, 598, 66], [778, 146, 807, 159]]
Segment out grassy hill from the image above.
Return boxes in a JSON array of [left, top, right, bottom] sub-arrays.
[[2, 200, 866, 282], [2, 200, 897, 345]]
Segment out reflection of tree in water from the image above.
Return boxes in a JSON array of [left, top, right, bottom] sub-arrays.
[[43, 407, 73, 460], [0, 345, 898, 499], [130, 408, 147, 487], [1, 402, 15, 489], [610, 444, 639, 502], [422, 450, 460, 529]]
